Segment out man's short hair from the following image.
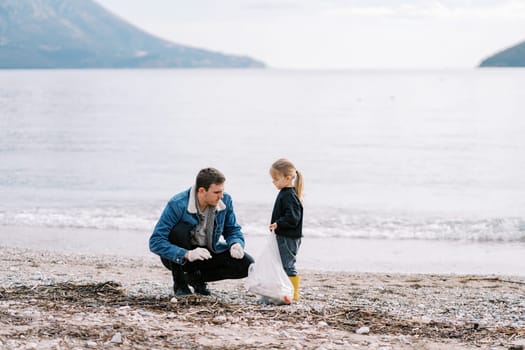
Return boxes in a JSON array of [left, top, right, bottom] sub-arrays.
[[196, 168, 226, 190]]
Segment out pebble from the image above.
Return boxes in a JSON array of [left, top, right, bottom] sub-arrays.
[[138, 310, 154, 317], [110, 332, 122, 344], [31, 272, 44, 280], [86, 341, 97, 348], [420, 316, 432, 323], [213, 315, 227, 324], [356, 326, 370, 334], [22, 310, 41, 319], [116, 309, 128, 316], [279, 330, 291, 338], [317, 321, 328, 328]]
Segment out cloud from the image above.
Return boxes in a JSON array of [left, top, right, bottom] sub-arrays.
[[320, 0, 525, 20]]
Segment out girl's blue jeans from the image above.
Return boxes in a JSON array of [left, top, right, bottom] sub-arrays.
[[276, 235, 301, 276]]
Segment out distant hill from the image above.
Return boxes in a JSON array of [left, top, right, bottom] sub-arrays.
[[479, 40, 525, 67], [0, 0, 265, 69]]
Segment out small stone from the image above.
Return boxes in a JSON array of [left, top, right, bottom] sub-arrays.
[[317, 321, 328, 328], [31, 272, 44, 280], [279, 330, 290, 338], [86, 341, 97, 348], [25, 343, 38, 350], [356, 326, 370, 334], [212, 315, 227, 324], [170, 297, 178, 303], [110, 332, 122, 344], [138, 310, 154, 317], [423, 315, 434, 323], [167, 312, 176, 319], [23, 310, 40, 319]]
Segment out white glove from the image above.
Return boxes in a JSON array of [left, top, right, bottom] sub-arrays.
[[230, 243, 244, 259], [186, 247, 212, 262]]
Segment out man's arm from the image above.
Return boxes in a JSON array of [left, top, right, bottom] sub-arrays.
[[149, 201, 188, 265]]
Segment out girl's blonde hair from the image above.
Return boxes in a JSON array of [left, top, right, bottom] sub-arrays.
[[271, 158, 304, 202]]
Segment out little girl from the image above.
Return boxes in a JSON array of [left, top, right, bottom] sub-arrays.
[[268, 158, 304, 301]]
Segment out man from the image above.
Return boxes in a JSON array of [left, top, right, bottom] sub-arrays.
[[149, 167, 254, 296]]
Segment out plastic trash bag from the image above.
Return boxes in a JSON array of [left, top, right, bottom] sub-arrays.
[[245, 233, 294, 304]]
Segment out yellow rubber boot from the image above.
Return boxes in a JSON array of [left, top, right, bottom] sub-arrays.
[[289, 276, 301, 301]]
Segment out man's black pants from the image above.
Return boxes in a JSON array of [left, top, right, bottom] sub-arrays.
[[162, 221, 254, 283], [161, 250, 254, 283]]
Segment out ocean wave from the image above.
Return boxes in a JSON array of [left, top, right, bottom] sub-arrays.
[[0, 207, 158, 232], [0, 207, 524, 242]]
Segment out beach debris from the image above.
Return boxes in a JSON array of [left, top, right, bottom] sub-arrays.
[[356, 326, 370, 334], [1, 279, 523, 346]]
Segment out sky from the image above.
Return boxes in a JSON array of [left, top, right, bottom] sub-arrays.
[[96, 0, 525, 69]]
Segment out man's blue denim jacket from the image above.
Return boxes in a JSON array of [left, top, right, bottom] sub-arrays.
[[149, 186, 245, 265]]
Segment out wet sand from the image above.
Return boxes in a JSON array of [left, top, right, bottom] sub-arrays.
[[2, 225, 525, 275]]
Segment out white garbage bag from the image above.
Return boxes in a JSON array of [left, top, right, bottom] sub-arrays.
[[245, 233, 294, 304]]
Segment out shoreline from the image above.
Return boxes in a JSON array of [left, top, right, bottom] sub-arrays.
[[1, 246, 524, 349], [1, 225, 524, 276]]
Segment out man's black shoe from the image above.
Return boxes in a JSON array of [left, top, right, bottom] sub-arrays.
[[173, 268, 192, 296], [174, 284, 192, 296], [187, 271, 211, 296], [190, 281, 211, 296]]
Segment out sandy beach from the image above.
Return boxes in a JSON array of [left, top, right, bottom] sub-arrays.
[[1, 244, 524, 350]]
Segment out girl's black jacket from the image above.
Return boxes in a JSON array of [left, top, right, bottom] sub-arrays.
[[271, 187, 303, 239]]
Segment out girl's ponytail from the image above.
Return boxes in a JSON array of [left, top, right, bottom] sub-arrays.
[[295, 170, 304, 203]]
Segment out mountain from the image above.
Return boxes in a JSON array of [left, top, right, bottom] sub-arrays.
[[0, 0, 265, 69], [479, 40, 525, 67]]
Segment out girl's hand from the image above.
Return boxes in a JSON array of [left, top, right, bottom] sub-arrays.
[[269, 223, 278, 231]]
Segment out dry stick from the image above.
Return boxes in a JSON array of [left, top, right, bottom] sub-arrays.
[[323, 311, 347, 321], [231, 306, 246, 315], [185, 308, 215, 317], [459, 277, 525, 285], [500, 279, 525, 285]]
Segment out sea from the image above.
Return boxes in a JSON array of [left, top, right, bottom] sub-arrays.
[[1, 68, 524, 253]]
